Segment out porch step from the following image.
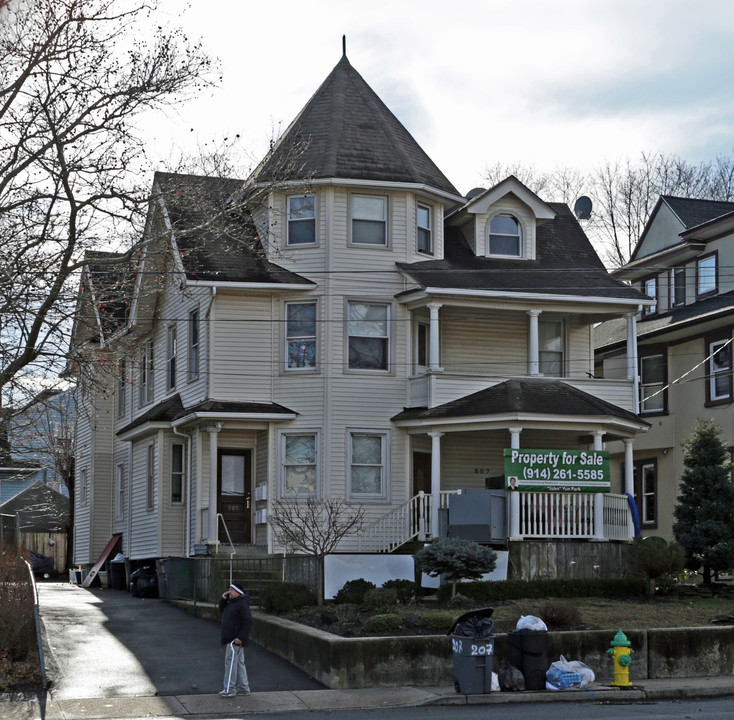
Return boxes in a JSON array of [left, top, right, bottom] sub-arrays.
[[208, 544, 270, 559]]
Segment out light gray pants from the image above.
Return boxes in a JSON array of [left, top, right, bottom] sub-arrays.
[[223, 642, 250, 693]]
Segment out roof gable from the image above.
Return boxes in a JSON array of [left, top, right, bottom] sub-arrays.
[[457, 176, 556, 220], [250, 55, 460, 197]]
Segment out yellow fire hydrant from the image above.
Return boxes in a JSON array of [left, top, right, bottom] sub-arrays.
[[607, 628, 634, 686]]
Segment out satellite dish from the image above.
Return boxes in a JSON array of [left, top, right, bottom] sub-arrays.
[[465, 187, 486, 200], [574, 196, 593, 220]]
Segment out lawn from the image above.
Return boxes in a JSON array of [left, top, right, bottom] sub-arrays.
[[283, 593, 734, 637]]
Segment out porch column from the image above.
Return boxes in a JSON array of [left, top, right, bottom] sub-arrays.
[[624, 438, 635, 539], [207, 423, 222, 542], [427, 302, 443, 372], [528, 310, 540, 376], [626, 313, 639, 414], [428, 431, 443, 538], [509, 427, 522, 539], [592, 431, 606, 539]]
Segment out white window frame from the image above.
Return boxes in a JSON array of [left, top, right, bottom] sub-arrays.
[[708, 339, 732, 402], [285, 301, 318, 372], [417, 204, 433, 255], [347, 429, 389, 502], [538, 319, 564, 377], [167, 325, 177, 391], [639, 353, 665, 413], [139, 339, 154, 406], [279, 430, 320, 499], [171, 443, 184, 505], [346, 300, 391, 372], [146, 444, 155, 511], [79, 467, 88, 507], [188, 310, 199, 382], [115, 463, 125, 520], [488, 214, 522, 257], [287, 194, 317, 246], [117, 358, 126, 417], [350, 194, 388, 247]]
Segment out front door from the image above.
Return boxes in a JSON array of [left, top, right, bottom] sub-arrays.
[[217, 449, 252, 544], [412, 451, 432, 496]]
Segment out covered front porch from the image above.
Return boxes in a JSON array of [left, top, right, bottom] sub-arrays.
[[364, 377, 650, 553]]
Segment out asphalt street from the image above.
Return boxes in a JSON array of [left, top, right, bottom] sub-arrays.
[[38, 582, 325, 699]]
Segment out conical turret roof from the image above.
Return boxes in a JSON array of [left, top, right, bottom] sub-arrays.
[[251, 53, 460, 197]]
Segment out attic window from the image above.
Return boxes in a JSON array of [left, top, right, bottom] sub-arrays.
[[488, 214, 521, 257]]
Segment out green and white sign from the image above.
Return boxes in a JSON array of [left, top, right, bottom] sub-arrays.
[[504, 448, 610, 492]]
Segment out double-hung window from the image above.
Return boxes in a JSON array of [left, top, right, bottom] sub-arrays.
[[188, 310, 199, 382], [281, 432, 319, 497], [634, 460, 657, 527], [417, 205, 432, 255], [146, 444, 155, 510], [639, 351, 666, 413], [348, 430, 389, 501], [287, 195, 316, 245], [670, 266, 686, 307], [286, 302, 317, 371], [539, 320, 563, 376], [171, 443, 184, 504], [117, 358, 126, 417], [707, 338, 732, 404], [642, 276, 657, 316], [167, 325, 177, 391], [697, 253, 717, 297], [139, 340, 154, 406], [348, 301, 390, 371], [489, 214, 521, 257], [115, 463, 125, 519], [351, 194, 387, 246]]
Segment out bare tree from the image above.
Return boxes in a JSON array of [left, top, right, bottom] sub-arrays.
[[270, 497, 365, 605], [0, 0, 215, 414]]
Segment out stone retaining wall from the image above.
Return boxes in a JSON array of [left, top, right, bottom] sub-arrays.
[[249, 612, 734, 689]]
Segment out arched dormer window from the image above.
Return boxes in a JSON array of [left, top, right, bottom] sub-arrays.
[[488, 214, 522, 257]]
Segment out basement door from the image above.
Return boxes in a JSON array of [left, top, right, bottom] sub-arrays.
[[217, 449, 252, 544]]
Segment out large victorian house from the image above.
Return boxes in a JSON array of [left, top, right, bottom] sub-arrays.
[[73, 51, 651, 578]]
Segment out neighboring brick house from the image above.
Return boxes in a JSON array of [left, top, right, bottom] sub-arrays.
[[73, 51, 651, 573], [595, 195, 734, 539]]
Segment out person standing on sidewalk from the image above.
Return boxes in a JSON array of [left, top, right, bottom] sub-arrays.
[[218, 583, 252, 697]]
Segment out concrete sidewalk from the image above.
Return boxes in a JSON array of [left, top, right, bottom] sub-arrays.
[[4, 676, 734, 720]]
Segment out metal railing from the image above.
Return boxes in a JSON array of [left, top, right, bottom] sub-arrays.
[[359, 490, 460, 553], [163, 555, 318, 607], [215, 513, 236, 585]]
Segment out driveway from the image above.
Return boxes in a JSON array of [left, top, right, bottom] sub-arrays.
[[39, 583, 324, 699]]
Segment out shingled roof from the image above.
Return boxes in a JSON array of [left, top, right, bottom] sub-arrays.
[[83, 250, 137, 341], [663, 196, 734, 229], [392, 378, 648, 427], [154, 172, 315, 286], [250, 54, 460, 197], [398, 204, 648, 300]]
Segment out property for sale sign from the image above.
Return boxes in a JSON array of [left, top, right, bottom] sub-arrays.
[[504, 448, 610, 492]]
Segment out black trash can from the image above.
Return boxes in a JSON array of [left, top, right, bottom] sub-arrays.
[[508, 628, 548, 690], [448, 607, 495, 694], [109, 560, 126, 591]]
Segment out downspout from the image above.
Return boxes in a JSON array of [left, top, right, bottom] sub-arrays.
[[172, 426, 191, 557]]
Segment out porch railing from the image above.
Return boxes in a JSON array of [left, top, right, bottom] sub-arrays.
[[359, 490, 459, 553], [515, 492, 631, 540]]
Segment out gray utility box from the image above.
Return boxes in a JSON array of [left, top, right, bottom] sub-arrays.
[[448, 489, 506, 543]]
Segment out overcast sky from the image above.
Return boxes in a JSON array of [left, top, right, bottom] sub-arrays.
[[145, 0, 734, 196]]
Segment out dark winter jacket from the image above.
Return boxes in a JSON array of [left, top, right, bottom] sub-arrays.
[[219, 593, 252, 646]]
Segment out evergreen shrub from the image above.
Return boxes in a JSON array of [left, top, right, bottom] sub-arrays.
[[333, 578, 376, 604], [260, 582, 316, 613], [363, 613, 402, 633]]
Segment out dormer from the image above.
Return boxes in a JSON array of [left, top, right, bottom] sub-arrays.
[[446, 176, 556, 260]]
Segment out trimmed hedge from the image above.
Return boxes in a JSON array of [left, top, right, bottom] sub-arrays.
[[435, 577, 647, 603], [260, 582, 316, 613]]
